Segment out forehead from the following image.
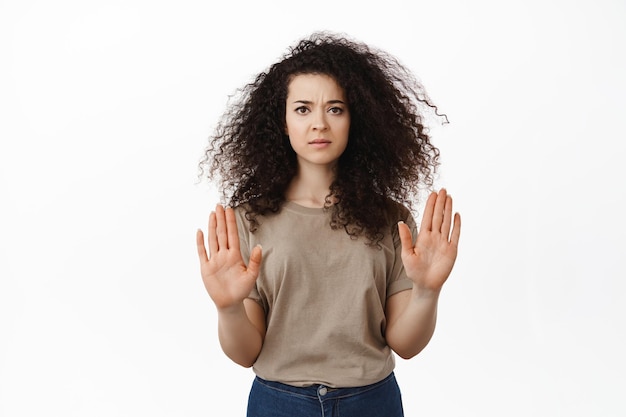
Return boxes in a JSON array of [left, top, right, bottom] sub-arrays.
[[286, 73, 345, 98]]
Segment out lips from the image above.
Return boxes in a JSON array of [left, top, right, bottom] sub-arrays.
[[309, 139, 331, 144]]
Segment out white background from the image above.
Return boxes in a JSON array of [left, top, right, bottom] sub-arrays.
[[1, 0, 625, 416]]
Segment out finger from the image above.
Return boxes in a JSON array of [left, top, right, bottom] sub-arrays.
[[225, 207, 240, 253], [215, 204, 228, 250], [450, 212, 461, 247], [432, 189, 447, 232], [397, 221, 415, 255], [247, 244, 263, 279], [208, 211, 218, 256], [441, 195, 453, 239], [420, 191, 437, 232], [196, 229, 209, 263]]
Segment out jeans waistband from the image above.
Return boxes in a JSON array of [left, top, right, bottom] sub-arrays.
[[253, 372, 397, 400]]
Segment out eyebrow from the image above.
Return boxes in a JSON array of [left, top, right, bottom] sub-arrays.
[[291, 99, 346, 105]]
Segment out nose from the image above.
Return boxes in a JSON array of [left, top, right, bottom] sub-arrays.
[[312, 110, 328, 131]]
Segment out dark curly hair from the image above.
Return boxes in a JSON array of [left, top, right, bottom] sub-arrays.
[[199, 32, 447, 245]]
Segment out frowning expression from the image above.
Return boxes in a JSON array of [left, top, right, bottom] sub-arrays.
[[285, 73, 350, 170]]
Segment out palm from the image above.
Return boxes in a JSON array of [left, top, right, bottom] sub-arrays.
[[196, 205, 262, 310], [399, 189, 461, 291]]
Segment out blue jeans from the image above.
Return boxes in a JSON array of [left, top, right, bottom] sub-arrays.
[[247, 372, 404, 417]]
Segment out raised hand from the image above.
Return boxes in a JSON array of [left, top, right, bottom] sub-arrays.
[[398, 189, 461, 292], [196, 204, 262, 310]]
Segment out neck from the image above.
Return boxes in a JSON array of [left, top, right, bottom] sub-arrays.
[[285, 163, 336, 208]]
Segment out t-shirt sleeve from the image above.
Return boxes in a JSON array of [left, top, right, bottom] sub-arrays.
[[233, 207, 263, 303], [387, 208, 417, 297]]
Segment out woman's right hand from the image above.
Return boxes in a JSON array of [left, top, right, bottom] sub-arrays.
[[196, 204, 262, 311]]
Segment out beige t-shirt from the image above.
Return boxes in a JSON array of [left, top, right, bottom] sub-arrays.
[[235, 201, 416, 388]]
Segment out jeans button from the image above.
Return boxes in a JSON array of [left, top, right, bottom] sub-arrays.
[[319, 387, 328, 396]]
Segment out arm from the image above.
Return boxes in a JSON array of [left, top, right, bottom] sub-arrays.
[[385, 189, 461, 359], [196, 205, 266, 367], [217, 299, 266, 368], [385, 287, 439, 359]]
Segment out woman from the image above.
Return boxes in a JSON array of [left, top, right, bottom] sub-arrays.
[[196, 32, 461, 416]]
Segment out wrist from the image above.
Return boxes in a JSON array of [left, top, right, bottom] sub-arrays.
[[216, 301, 246, 316], [410, 285, 441, 300]]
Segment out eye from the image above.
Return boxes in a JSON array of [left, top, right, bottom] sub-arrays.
[[328, 107, 344, 115], [295, 106, 310, 114]]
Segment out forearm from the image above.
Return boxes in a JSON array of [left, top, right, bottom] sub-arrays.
[[385, 287, 440, 359], [217, 303, 263, 368]]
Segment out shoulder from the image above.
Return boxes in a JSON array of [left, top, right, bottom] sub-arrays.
[[233, 200, 286, 233], [233, 204, 253, 232], [384, 199, 413, 224], [233, 203, 250, 216], [384, 199, 418, 242]]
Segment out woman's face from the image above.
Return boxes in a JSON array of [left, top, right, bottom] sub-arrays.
[[284, 73, 350, 171]]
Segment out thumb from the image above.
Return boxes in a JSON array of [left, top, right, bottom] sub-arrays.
[[247, 244, 263, 278]]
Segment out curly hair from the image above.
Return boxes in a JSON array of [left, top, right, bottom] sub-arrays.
[[199, 32, 446, 245]]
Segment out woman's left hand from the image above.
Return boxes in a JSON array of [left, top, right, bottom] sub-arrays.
[[398, 189, 461, 292]]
